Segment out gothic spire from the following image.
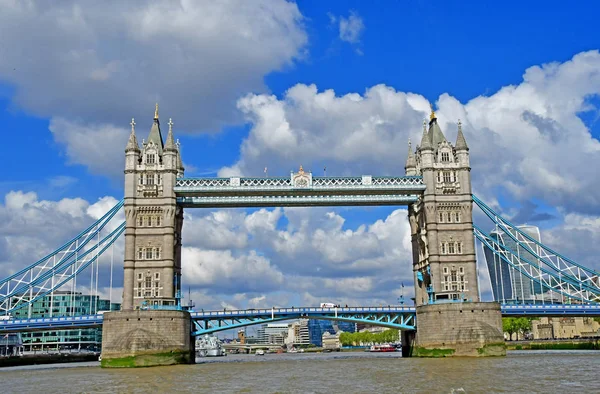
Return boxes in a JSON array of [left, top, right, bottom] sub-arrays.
[[455, 119, 469, 150], [146, 103, 164, 154], [419, 119, 432, 150], [125, 118, 140, 152], [165, 118, 177, 151], [428, 104, 447, 148]]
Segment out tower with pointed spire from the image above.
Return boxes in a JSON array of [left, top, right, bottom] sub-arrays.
[[122, 104, 185, 310], [406, 108, 477, 306], [402, 107, 504, 358]]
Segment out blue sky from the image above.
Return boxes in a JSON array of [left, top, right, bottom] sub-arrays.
[[1, 0, 600, 309]]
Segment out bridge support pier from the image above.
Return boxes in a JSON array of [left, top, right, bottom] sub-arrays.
[[100, 310, 194, 368], [407, 302, 505, 357]]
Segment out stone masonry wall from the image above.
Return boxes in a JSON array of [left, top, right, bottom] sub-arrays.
[[101, 310, 194, 367], [414, 302, 506, 357]]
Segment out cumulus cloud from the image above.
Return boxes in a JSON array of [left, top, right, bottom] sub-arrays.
[[221, 51, 600, 217], [0, 191, 124, 289], [0, 0, 307, 177]]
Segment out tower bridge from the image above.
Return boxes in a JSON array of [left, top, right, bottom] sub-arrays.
[[1, 104, 599, 366]]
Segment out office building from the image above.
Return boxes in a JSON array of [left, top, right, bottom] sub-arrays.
[[10, 291, 120, 351]]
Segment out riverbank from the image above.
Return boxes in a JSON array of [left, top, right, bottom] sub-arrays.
[[506, 339, 600, 350], [0, 353, 99, 368]]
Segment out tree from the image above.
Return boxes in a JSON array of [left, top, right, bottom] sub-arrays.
[[502, 318, 517, 341], [515, 317, 532, 340]]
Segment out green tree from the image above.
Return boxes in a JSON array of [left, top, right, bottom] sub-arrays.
[[515, 317, 532, 340], [502, 318, 517, 341]]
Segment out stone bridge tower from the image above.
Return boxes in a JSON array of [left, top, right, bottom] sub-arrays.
[[122, 105, 184, 310], [403, 108, 505, 357], [101, 105, 193, 368], [405, 109, 478, 306]]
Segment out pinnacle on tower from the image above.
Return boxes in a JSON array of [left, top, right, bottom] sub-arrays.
[[419, 119, 432, 150], [405, 138, 416, 169], [146, 104, 164, 153], [455, 119, 469, 150], [428, 104, 447, 147], [125, 118, 140, 152], [165, 118, 177, 151]]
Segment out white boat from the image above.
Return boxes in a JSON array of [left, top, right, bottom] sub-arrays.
[[195, 335, 227, 357], [255, 349, 265, 356]]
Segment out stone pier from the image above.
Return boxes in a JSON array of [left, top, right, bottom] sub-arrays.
[[100, 310, 194, 368], [404, 302, 506, 357]]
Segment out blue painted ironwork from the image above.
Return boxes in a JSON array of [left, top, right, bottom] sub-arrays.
[[4, 304, 600, 334], [175, 175, 425, 207], [192, 306, 417, 335], [0, 200, 125, 315], [472, 195, 600, 303]]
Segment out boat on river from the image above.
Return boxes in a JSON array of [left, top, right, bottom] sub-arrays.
[[368, 344, 398, 352], [195, 335, 227, 357]]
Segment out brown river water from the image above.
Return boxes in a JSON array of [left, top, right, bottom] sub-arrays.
[[1, 351, 599, 393]]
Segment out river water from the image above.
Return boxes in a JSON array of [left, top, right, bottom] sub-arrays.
[[1, 351, 599, 393]]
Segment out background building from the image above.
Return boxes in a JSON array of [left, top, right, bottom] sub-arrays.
[[308, 320, 355, 346], [532, 317, 600, 339], [256, 323, 289, 345], [285, 319, 310, 347], [483, 225, 547, 303], [10, 291, 120, 352]]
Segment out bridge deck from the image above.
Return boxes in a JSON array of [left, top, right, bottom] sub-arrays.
[[2, 304, 600, 333]]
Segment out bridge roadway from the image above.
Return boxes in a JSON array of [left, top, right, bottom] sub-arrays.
[[2, 304, 600, 334]]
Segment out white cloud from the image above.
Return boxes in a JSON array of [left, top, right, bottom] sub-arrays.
[[339, 11, 364, 44], [0, 0, 307, 177], [221, 51, 600, 217], [0, 191, 124, 287], [181, 248, 285, 294]]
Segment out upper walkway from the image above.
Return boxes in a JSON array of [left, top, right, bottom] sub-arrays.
[[174, 175, 425, 207], [2, 304, 600, 334]]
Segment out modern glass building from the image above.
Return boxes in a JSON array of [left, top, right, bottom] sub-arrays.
[[308, 320, 355, 346], [10, 291, 120, 351], [483, 225, 546, 303]]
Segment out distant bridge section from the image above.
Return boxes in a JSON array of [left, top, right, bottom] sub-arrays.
[[2, 304, 600, 334], [174, 175, 426, 207]]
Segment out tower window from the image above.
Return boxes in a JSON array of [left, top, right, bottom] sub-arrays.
[[137, 273, 142, 280], [155, 272, 160, 280], [155, 248, 161, 259], [443, 172, 452, 183], [446, 212, 451, 222], [437, 172, 442, 183], [439, 212, 444, 222], [457, 243, 463, 254], [147, 154, 155, 164], [440, 243, 446, 254], [145, 277, 152, 288], [441, 152, 450, 163], [454, 212, 461, 223], [459, 267, 464, 274], [448, 243, 455, 254], [146, 174, 155, 185], [137, 248, 143, 260], [138, 216, 143, 226], [146, 248, 153, 259], [156, 216, 161, 226]]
